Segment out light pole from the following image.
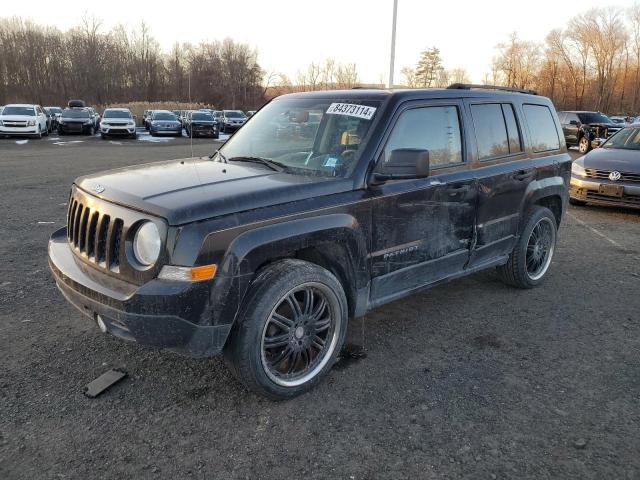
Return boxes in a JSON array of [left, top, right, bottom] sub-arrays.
[[388, 0, 398, 88]]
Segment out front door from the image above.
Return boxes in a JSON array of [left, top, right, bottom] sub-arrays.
[[369, 101, 477, 306]]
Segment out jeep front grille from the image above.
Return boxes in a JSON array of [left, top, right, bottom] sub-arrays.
[[67, 198, 123, 271]]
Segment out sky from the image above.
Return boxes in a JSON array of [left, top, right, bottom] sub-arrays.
[[2, 0, 633, 84]]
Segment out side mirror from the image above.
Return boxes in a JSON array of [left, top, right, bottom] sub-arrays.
[[569, 120, 579, 126], [372, 148, 430, 183]]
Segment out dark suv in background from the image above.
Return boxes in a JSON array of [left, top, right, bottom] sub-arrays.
[[49, 85, 570, 399], [559, 111, 622, 154]]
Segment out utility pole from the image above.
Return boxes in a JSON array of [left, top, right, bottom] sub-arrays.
[[388, 0, 398, 88]]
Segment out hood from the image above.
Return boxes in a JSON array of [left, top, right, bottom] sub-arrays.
[[579, 147, 640, 172], [0, 115, 35, 121], [584, 122, 618, 128], [75, 158, 352, 225]]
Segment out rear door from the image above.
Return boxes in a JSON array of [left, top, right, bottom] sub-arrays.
[[369, 100, 477, 306], [563, 112, 580, 145], [464, 101, 533, 266]]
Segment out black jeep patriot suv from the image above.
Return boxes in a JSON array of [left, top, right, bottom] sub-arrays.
[[48, 85, 571, 399]]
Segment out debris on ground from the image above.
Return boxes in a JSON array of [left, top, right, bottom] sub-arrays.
[[83, 369, 127, 398]]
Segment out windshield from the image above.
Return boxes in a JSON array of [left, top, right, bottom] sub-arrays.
[[192, 113, 213, 121], [48, 107, 62, 114], [218, 98, 381, 177], [153, 112, 177, 121], [578, 112, 612, 124], [3, 106, 35, 116], [224, 111, 246, 118], [62, 109, 90, 118], [103, 110, 132, 119], [602, 127, 640, 150]]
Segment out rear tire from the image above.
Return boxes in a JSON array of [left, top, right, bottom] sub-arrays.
[[224, 259, 348, 400], [578, 136, 590, 154], [497, 206, 557, 289]]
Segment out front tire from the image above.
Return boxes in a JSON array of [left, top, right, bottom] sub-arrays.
[[497, 206, 557, 289], [224, 259, 348, 400]]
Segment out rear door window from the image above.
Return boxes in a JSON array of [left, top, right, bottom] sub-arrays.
[[470, 104, 509, 160], [501, 104, 522, 154], [523, 104, 560, 152]]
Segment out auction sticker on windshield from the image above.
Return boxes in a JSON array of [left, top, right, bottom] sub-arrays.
[[326, 103, 376, 120]]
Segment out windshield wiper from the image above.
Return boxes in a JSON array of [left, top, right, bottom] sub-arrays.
[[227, 156, 286, 172]]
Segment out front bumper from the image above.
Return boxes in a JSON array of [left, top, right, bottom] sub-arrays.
[[59, 123, 92, 134], [0, 126, 39, 136], [48, 227, 231, 357], [101, 125, 136, 135], [150, 126, 182, 135], [570, 175, 640, 209]]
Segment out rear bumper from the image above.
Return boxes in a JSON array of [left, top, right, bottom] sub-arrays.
[[48, 227, 231, 357], [570, 175, 640, 209]]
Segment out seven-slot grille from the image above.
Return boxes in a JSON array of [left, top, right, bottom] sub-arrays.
[[585, 168, 640, 184], [67, 197, 123, 271]]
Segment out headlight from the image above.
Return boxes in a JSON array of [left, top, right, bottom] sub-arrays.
[[27, 120, 36, 126], [571, 162, 586, 177], [133, 221, 161, 266]]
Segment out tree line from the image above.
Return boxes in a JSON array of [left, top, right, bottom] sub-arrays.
[[489, 5, 640, 114], [0, 16, 264, 109], [402, 5, 640, 114]]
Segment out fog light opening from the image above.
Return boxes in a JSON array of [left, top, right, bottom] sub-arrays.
[[96, 314, 108, 333]]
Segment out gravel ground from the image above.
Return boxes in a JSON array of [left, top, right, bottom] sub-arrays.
[[0, 136, 639, 480]]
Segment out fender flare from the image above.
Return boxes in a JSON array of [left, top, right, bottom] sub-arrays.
[[520, 176, 568, 229], [209, 213, 369, 327]]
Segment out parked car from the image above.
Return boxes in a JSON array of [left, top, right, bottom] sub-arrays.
[[0, 104, 49, 138], [246, 110, 256, 117], [559, 111, 622, 154], [45, 106, 63, 131], [48, 85, 570, 399], [57, 107, 96, 135], [86, 107, 101, 131], [42, 108, 54, 133], [609, 116, 629, 125], [143, 110, 153, 130], [570, 125, 640, 209], [220, 110, 247, 133], [149, 110, 182, 137], [185, 110, 219, 138], [100, 108, 137, 139]]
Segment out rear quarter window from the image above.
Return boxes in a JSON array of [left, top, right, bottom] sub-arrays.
[[523, 104, 560, 152]]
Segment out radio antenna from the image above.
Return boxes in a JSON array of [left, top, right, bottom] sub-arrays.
[[188, 71, 194, 158]]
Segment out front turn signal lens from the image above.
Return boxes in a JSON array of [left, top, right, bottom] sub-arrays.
[[158, 264, 217, 282]]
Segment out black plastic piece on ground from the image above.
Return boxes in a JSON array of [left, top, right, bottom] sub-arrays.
[[83, 369, 127, 398]]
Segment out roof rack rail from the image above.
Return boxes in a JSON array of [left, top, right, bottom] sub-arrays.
[[447, 83, 538, 95]]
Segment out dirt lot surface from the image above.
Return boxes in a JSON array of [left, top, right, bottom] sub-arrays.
[[1, 136, 639, 479]]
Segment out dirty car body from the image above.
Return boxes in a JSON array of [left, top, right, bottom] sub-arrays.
[[49, 87, 571, 398]]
